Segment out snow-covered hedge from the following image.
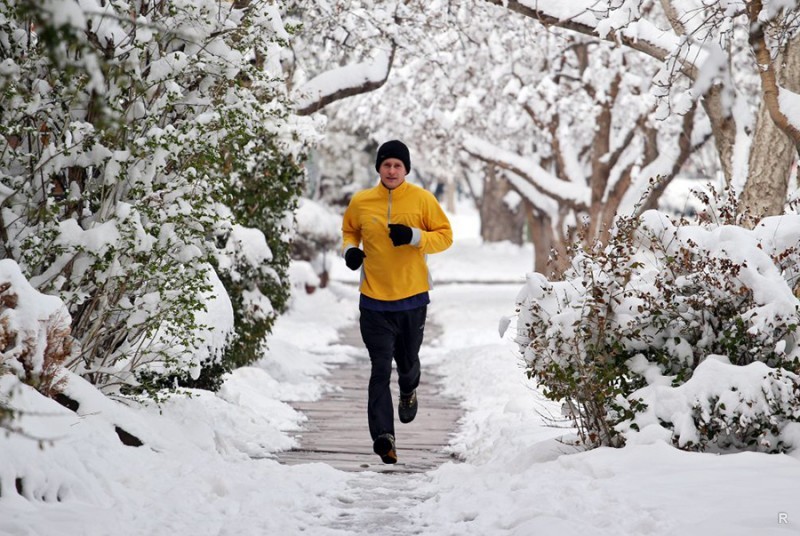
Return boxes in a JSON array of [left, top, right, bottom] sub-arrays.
[[0, 1, 316, 392], [514, 210, 800, 452]]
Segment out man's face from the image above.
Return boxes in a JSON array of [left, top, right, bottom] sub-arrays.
[[379, 158, 407, 190]]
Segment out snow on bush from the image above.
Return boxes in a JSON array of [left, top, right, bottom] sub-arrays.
[[0, 1, 315, 393], [290, 198, 343, 287], [514, 209, 800, 452], [288, 261, 321, 293], [0, 260, 71, 397], [622, 355, 800, 451], [292, 198, 342, 262]]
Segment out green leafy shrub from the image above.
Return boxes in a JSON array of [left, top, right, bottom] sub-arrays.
[[213, 135, 307, 370], [0, 1, 315, 393], [515, 208, 800, 452]]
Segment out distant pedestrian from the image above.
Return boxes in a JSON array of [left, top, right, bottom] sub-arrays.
[[341, 140, 453, 464]]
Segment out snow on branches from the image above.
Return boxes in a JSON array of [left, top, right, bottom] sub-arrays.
[[483, 0, 800, 222], [0, 0, 316, 393]]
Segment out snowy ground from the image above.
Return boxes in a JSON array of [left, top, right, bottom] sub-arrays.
[[2, 201, 800, 535]]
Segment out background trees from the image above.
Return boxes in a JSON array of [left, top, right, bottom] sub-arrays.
[[284, 0, 800, 453], [287, 0, 800, 277], [479, 0, 800, 224]]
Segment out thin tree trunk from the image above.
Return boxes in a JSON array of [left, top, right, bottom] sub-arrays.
[[526, 205, 553, 275], [639, 102, 703, 213], [587, 74, 618, 241], [598, 165, 634, 244], [699, 87, 736, 186], [445, 177, 456, 213]]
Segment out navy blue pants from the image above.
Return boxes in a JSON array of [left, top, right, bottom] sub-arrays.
[[359, 306, 427, 441]]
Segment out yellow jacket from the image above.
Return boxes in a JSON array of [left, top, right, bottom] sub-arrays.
[[342, 181, 453, 301]]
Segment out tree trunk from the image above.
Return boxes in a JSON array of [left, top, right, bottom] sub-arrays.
[[739, 99, 796, 223], [739, 29, 800, 224], [480, 166, 525, 244], [445, 177, 456, 213], [587, 75, 618, 242], [525, 205, 554, 275]]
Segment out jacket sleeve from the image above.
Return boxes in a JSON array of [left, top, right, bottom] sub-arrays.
[[341, 196, 362, 254], [418, 192, 453, 254]]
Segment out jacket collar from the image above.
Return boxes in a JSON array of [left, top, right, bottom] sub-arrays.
[[376, 180, 410, 197]]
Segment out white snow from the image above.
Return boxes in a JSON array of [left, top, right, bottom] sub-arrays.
[[295, 197, 341, 244], [1, 202, 799, 535], [293, 50, 392, 111], [778, 85, 800, 132], [463, 135, 590, 209], [0, 260, 70, 381], [515, 0, 696, 69]]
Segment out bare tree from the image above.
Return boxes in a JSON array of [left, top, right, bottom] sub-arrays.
[[464, 40, 708, 274], [480, 0, 800, 224]]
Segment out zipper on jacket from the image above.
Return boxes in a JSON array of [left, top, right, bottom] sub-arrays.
[[387, 189, 392, 224]]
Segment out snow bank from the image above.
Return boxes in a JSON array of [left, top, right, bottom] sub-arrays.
[[0, 276, 358, 535]]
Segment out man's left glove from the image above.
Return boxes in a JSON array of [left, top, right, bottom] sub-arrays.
[[388, 224, 412, 246]]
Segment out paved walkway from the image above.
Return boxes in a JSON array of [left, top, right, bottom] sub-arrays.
[[276, 320, 462, 473]]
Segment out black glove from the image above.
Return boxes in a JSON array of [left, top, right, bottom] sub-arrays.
[[388, 224, 412, 246], [345, 248, 366, 270]]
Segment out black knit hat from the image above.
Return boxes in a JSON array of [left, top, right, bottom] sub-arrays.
[[375, 140, 411, 174]]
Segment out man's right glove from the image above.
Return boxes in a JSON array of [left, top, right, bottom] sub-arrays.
[[345, 248, 366, 270], [388, 224, 413, 246]]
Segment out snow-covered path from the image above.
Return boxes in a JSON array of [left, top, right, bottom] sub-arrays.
[[297, 278, 800, 536], [276, 326, 463, 472], [326, 473, 433, 535]]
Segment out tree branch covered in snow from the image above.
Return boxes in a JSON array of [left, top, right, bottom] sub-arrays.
[[463, 136, 590, 211], [294, 47, 396, 115], [481, 0, 677, 65]]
